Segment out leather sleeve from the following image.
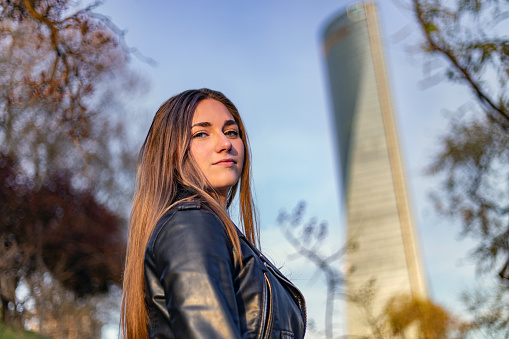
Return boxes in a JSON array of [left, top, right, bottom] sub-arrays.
[[145, 208, 241, 339]]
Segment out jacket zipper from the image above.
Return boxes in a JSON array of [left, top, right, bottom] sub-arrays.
[[238, 235, 307, 337], [259, 271, 273, 339], [262, 256, 307, 337]]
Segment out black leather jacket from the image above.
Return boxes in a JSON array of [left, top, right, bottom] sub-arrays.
[[144, 201, 306, 338]]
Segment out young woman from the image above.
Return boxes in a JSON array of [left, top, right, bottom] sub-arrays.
[[121, 88, 306, 338]]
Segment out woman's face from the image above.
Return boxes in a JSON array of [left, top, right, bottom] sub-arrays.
[[190, 99, 244, 201]]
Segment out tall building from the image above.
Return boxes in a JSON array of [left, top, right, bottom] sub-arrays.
[[322, 2, 428, 336]]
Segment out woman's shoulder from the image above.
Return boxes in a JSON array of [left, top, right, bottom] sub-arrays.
[[146, 201, 228, 260]]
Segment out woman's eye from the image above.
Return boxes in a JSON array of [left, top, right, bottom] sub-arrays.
[[225, 130, 238, 137], [193, 132, 207, 138]]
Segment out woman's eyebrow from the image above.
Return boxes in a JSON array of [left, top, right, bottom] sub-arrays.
[[191, 122, 211, 128], [224, 120, 237, 127], [191, 120, 237, 128]]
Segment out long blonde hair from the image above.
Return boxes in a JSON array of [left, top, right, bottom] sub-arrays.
[[120, 88, 258, 338]]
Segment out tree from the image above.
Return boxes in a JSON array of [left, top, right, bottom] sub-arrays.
[[460, 282, 509, 338], [277, 201, 348, 339], [0, 152, 125, 337], [385, 294, 460, 338], [410, 0, 509, 281], [412, 0, 509, 128], [0, 0, 146, 336], [348, 281, 464, 339], [348, 278, 391, 339], [427, 116, 509, 279], [0, 0, 141, 208]]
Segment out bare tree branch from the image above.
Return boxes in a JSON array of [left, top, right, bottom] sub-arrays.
[[412, 0, 509, 127]]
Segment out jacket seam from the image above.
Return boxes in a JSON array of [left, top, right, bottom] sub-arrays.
[[149, 207, 229, 259], [149, 209, 178, 258]]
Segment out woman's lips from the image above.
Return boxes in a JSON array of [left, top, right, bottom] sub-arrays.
[[213, 158, 236, 166]]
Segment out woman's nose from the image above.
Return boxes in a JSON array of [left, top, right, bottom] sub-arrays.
[[216, 133, 232, 152]]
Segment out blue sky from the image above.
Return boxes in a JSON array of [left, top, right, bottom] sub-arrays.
[[97, 0, 482, 337]]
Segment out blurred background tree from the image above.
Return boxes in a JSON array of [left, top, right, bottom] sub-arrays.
[[460, 282, 509, 338], [384, 294, 461, 338], [410, 0, 509, 336], [412, 0, 509, 281], [348, 282, 468, 338], [0, 0, 146, 337], [278, 201, 346, 339], [412, 0, 509, 126]]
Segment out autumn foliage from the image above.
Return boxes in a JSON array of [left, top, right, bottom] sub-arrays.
[[385, 295, 458, 338], [0, 0, 140, 337], [0, 151, 125, 318]]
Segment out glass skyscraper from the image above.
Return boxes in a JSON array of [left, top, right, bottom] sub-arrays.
[[322, 2, 428, 336]]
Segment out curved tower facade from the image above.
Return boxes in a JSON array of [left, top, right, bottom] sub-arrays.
[[322, 2, 427, 336]]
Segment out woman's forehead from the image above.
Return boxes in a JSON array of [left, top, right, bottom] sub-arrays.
[[192, 99, 236, 125]]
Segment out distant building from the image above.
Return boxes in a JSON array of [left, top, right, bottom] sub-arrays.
[[322, 2, 428, 336]]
